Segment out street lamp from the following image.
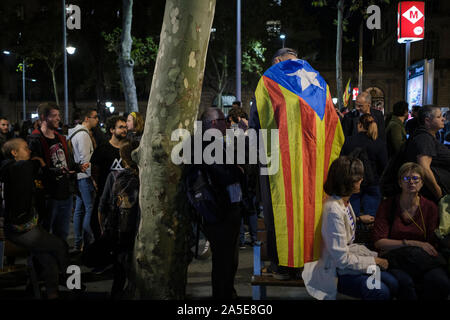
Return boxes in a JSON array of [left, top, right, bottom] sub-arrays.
[[280, 34, 286, 48], [236, 0, 241, 102], [66, 46, 76, 55]]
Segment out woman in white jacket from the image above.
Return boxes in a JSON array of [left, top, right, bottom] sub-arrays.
[[302, 156, 398, 300]]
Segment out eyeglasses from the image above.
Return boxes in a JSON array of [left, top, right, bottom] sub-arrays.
[[402, 176, 421, 183], [115, 126, 127, 129], [89, 115, 99, 119]]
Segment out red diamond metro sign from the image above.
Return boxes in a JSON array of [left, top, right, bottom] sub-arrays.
[[398, 1, 425, 43]]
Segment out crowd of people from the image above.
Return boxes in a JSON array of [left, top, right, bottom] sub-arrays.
[[0, 103, 145, 299], [1, 47, 450, 301]]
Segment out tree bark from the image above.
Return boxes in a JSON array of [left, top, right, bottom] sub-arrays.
[[336, 0, 344, 110], [119, 0, 139, 113], [131, 0, 216, 299]]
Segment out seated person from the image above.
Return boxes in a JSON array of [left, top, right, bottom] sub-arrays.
[[302, 156, 398, 300], [373, 162, 449, 300], [0, 138, 69, 300]]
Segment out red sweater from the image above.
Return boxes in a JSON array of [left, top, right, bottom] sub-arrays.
[[373, 196, 439, 246]]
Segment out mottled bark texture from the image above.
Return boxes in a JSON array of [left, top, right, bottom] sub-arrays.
[[119, 0, 139, 113], [131, 0, 216, 299]]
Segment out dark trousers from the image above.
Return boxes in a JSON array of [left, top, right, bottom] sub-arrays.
[[389, 267, 450, 300], [111, 250, 131, 300], [6, 226, 69, 297], [204, 204, 241, 299], [259, 174, 278, 266]]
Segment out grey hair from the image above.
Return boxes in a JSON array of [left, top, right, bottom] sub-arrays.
[[200, 107, 221, 130], [418, 105, 440, 125]]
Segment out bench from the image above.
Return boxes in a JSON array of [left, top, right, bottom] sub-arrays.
[[251, 218, 305, 300], [0, 240, 41, 299]]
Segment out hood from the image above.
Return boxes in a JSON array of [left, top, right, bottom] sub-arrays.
[[68, 124, 86, 139]]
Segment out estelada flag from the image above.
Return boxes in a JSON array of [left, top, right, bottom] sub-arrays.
[[255, 59, 344, 268], [343, 78, 351, 107]]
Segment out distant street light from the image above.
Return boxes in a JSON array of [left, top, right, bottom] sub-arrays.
[[3, 51, 11, 55], [105, 101, 114, 114], [280, 34, 286, 48], [66, 46, 76, 55]]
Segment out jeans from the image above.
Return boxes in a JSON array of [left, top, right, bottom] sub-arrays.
[[73, 178, 95, 249], [48, 196, 73, 242], [337, 271, 399, 300], [240, 213, 257, 245], [6, 226, 69, 297], [350, 185, 382, 216]]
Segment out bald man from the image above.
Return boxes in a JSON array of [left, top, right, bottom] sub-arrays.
[[342, 92, 386, 141]]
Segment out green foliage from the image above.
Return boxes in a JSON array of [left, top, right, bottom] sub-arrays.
[[16, 62, 33, 73], [242, 40, 266, 77], [102, 27, 158, 76]]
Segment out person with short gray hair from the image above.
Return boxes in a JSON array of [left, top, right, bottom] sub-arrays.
[[341, 92, 386, 141], [405, 105, 450, 202]]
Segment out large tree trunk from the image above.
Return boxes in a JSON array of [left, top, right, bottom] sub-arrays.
[[131, 0, 216, 299], [119, 0, 139, 113], [336, 0, 344, 110]]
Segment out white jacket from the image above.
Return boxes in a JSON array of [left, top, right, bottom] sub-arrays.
[[302, 195, 378, 300], [68, 124, 93, 180]]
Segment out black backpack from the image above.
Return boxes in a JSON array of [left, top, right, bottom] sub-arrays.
[[185, 166, 230, 225], [349, 147, 376, 187]]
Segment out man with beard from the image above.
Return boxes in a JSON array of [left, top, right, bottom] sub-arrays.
[[90, 116, 127, 243], [0, 117, 14, 162], [28, 102, 89, 241]]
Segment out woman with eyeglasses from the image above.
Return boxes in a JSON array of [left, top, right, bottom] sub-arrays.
[[373, 162, 449, 299]]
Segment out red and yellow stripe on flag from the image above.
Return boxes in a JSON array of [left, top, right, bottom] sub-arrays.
[[255, 75, 344, 268]]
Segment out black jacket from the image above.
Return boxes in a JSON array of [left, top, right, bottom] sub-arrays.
[[0, 159, 48, 226], [341, 108, 386, 141], [340, 132, 388, 185], [27, 128, 81, 200], [100, 168, 140, 249]]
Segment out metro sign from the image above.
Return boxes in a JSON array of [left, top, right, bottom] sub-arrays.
[[352, 88, 359, 101], [398, 1, 425, 43]]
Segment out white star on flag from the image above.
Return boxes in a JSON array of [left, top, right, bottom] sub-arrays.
[[287, 68, 324, 91]]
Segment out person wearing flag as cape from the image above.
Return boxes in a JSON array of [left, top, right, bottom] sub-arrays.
[[249, 48, 345, 279]]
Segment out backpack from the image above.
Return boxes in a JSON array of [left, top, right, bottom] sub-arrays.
[[67, 128, 89, 157], [185, 166, 230, 225], [349, 147, 376, 187]]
